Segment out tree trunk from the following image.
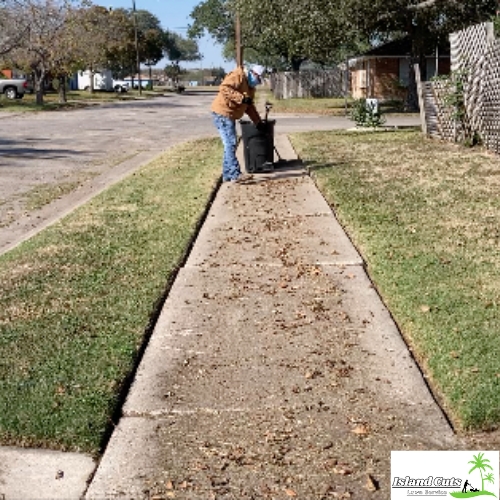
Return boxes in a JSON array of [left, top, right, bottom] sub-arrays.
[[406, 22, 426, 112], [406, 56, 420, 111], [290, 56, 303, 71], [34, 68, 45, 106], [58, 75, 67, 103]]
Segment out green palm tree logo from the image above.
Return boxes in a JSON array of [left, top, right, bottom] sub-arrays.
[[485, 474, 495, 489], [451, 452, 496, 498]]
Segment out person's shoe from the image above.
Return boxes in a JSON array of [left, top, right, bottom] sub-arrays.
[[232, 173, 254, 184]]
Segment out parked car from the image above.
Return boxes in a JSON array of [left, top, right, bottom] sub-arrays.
[[0, 78, 28, 99], [132, 80, 150, 90], [112, 80, 130, 93]]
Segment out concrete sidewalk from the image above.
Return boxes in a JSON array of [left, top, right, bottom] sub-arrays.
[[84, 135, 460, 499]]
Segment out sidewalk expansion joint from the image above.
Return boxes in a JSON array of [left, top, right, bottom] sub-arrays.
[[183, 262, 365, 270], [124, 407, 257, 419]]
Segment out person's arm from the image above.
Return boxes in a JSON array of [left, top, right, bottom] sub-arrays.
[[245, 103, 262, 125], [219, 84, 245, 107], [218, 71, 246, 107]]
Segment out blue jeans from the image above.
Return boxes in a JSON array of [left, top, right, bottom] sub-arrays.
[[212, 112, 241, 181]]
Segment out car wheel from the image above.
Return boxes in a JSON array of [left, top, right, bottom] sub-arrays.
[[4, 87, 17, 100]]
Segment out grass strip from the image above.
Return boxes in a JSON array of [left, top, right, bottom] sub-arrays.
[[23, 174, 98, 211], [259, 89, 407, 116], [290, 130, 500, 431], [0, 138, 222, 453], [0, 89, 161, 112], [260, 89, 352, 116]]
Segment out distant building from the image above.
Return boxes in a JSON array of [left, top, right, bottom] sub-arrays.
[[349, 37, 451, 100]]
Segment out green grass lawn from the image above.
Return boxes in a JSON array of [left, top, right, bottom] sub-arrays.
[[0, 88, 161, 112], [260, 89, 352, 116], [0, 138, 222, 454], [259, 88, 407, 116], [290, 130, 500, 432]]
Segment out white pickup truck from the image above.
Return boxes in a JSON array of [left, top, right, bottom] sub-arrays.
[[0, 78, 28, 99]]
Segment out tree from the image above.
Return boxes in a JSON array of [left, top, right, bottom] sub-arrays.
[[163, 31, 201, 85], [100, 8, 164, 84], [135, 10, 164, 85], [484, 472, 495, 489], [0, 1, 165, 102], [343, 0, 496, 107], [0, 0, 80, 105], [468, 452, 493, 492], [235, 0, 321, 68], [103, 8, 137, 80], [0, 0, 31, 56], [71, 4, 133, 93], [188, 0, 234, 47], [189, 0, 364, 70], [189, 0, 495, 93]]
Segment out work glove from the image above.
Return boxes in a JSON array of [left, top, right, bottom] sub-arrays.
[[242, 95, 253, 105], [256, 121, 266, 132]]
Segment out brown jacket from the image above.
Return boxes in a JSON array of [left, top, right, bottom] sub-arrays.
[[211, 67, 261, 124]]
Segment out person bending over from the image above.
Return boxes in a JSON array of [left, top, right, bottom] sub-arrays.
[[211, 64, 265, 183]]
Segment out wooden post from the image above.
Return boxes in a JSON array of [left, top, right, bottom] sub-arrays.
[[235, 13, 243, 67], [132, 0, 142, 95], [414, 63, 427, 136]]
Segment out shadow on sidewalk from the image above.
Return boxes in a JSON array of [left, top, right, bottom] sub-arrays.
[[247, 159, 306, 183]]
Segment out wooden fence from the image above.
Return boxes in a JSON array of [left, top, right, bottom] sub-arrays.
[[270, 69, 346, 99]]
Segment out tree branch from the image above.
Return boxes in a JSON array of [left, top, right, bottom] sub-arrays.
[[408, 0, 457, 10]]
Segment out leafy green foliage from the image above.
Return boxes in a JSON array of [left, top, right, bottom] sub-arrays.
[[189, 0, 368, 70], [438, 69, 483, 147], [0, 1, 167, 99], [350, 98, 386, 127], [189, 0, 496, 75], [162, 31, 201, 83], [163, 31, 201, 64]]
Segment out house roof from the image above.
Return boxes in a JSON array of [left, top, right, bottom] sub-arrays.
[[358, 36, 450, 58]]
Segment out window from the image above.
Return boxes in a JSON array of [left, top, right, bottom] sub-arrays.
[[399, 58, 410, 87], [358, 69, 367, 88]]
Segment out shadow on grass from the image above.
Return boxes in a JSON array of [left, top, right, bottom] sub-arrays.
[[304, 160, 351, 173]]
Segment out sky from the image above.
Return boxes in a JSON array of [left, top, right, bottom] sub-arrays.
[[93, 0, 235, 71]]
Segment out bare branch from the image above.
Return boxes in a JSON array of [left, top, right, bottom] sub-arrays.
[[408, 0, 457, 10]]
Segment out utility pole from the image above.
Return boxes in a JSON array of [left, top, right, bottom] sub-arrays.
[[132, 0, 142, 95], [235, 12, 243, 67]]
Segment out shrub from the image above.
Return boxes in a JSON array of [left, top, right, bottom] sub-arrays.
[[350, 98, 386, 128]]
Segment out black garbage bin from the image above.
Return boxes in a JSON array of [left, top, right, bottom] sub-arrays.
[[239, 119, 276, 173]]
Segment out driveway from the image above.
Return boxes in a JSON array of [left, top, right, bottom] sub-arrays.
[[0, 91, 420, 254]]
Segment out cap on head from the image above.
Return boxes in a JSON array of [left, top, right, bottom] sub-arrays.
[[251, 64, 265, 77]]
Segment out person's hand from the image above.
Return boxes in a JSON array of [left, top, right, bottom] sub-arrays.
[[256, 121, 266, 132], [242, 95, 253, 105]]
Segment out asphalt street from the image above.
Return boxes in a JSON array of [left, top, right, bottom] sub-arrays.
[[0, 91, 421, 256]]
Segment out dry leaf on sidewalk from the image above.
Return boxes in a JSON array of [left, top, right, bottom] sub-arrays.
[[333, 466, 353, 475], [365, 474, 379, 492], [351, 424, 370, 436]]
